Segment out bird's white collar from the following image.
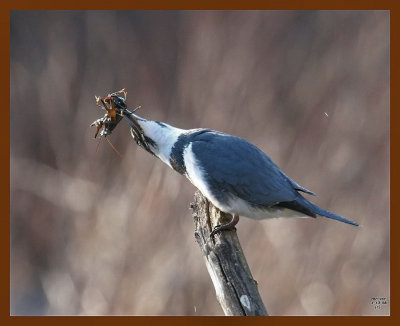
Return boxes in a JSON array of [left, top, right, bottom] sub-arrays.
[[137, 120, 185, 167]]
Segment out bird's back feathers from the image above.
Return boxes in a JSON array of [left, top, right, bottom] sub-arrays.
[[186, 130, 358, 226], [189, 130, 302, 207]]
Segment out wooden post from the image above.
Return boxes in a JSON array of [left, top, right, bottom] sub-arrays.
[[191, 191, 268, 316]]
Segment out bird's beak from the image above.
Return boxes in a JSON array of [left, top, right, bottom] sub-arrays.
[[101, 95, 153, 154]]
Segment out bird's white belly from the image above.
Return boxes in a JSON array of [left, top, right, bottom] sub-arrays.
[[183, 144, 309, 220]]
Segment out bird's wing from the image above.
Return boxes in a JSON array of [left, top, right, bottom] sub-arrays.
[[190, 131, 301, 207]]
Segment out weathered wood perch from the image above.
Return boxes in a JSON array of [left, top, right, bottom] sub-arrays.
[[191, 190, 268, 316]]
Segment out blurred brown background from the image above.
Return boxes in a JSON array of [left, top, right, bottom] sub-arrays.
[[10, 11, 389, 315]]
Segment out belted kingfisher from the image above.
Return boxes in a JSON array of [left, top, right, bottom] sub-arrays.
[[109, 95, 359, 235]]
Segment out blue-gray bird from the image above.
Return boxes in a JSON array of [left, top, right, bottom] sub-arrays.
[[110, 95, 358, 235]]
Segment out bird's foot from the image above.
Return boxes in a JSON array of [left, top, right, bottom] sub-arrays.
[[210, 214, 239, 238]]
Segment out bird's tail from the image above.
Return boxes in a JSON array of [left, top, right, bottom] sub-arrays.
[[297, 195, 359, 226]]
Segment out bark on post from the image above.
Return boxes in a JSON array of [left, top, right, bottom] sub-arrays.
[[191, 190, 268, 316]]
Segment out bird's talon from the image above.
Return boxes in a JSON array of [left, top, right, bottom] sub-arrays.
[[209, 226, 221, 238], [209, 214, 240, 238]]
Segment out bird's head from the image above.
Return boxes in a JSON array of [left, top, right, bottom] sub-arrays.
[[126, 112, 157, 155], [122, 110, 184, 165]]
